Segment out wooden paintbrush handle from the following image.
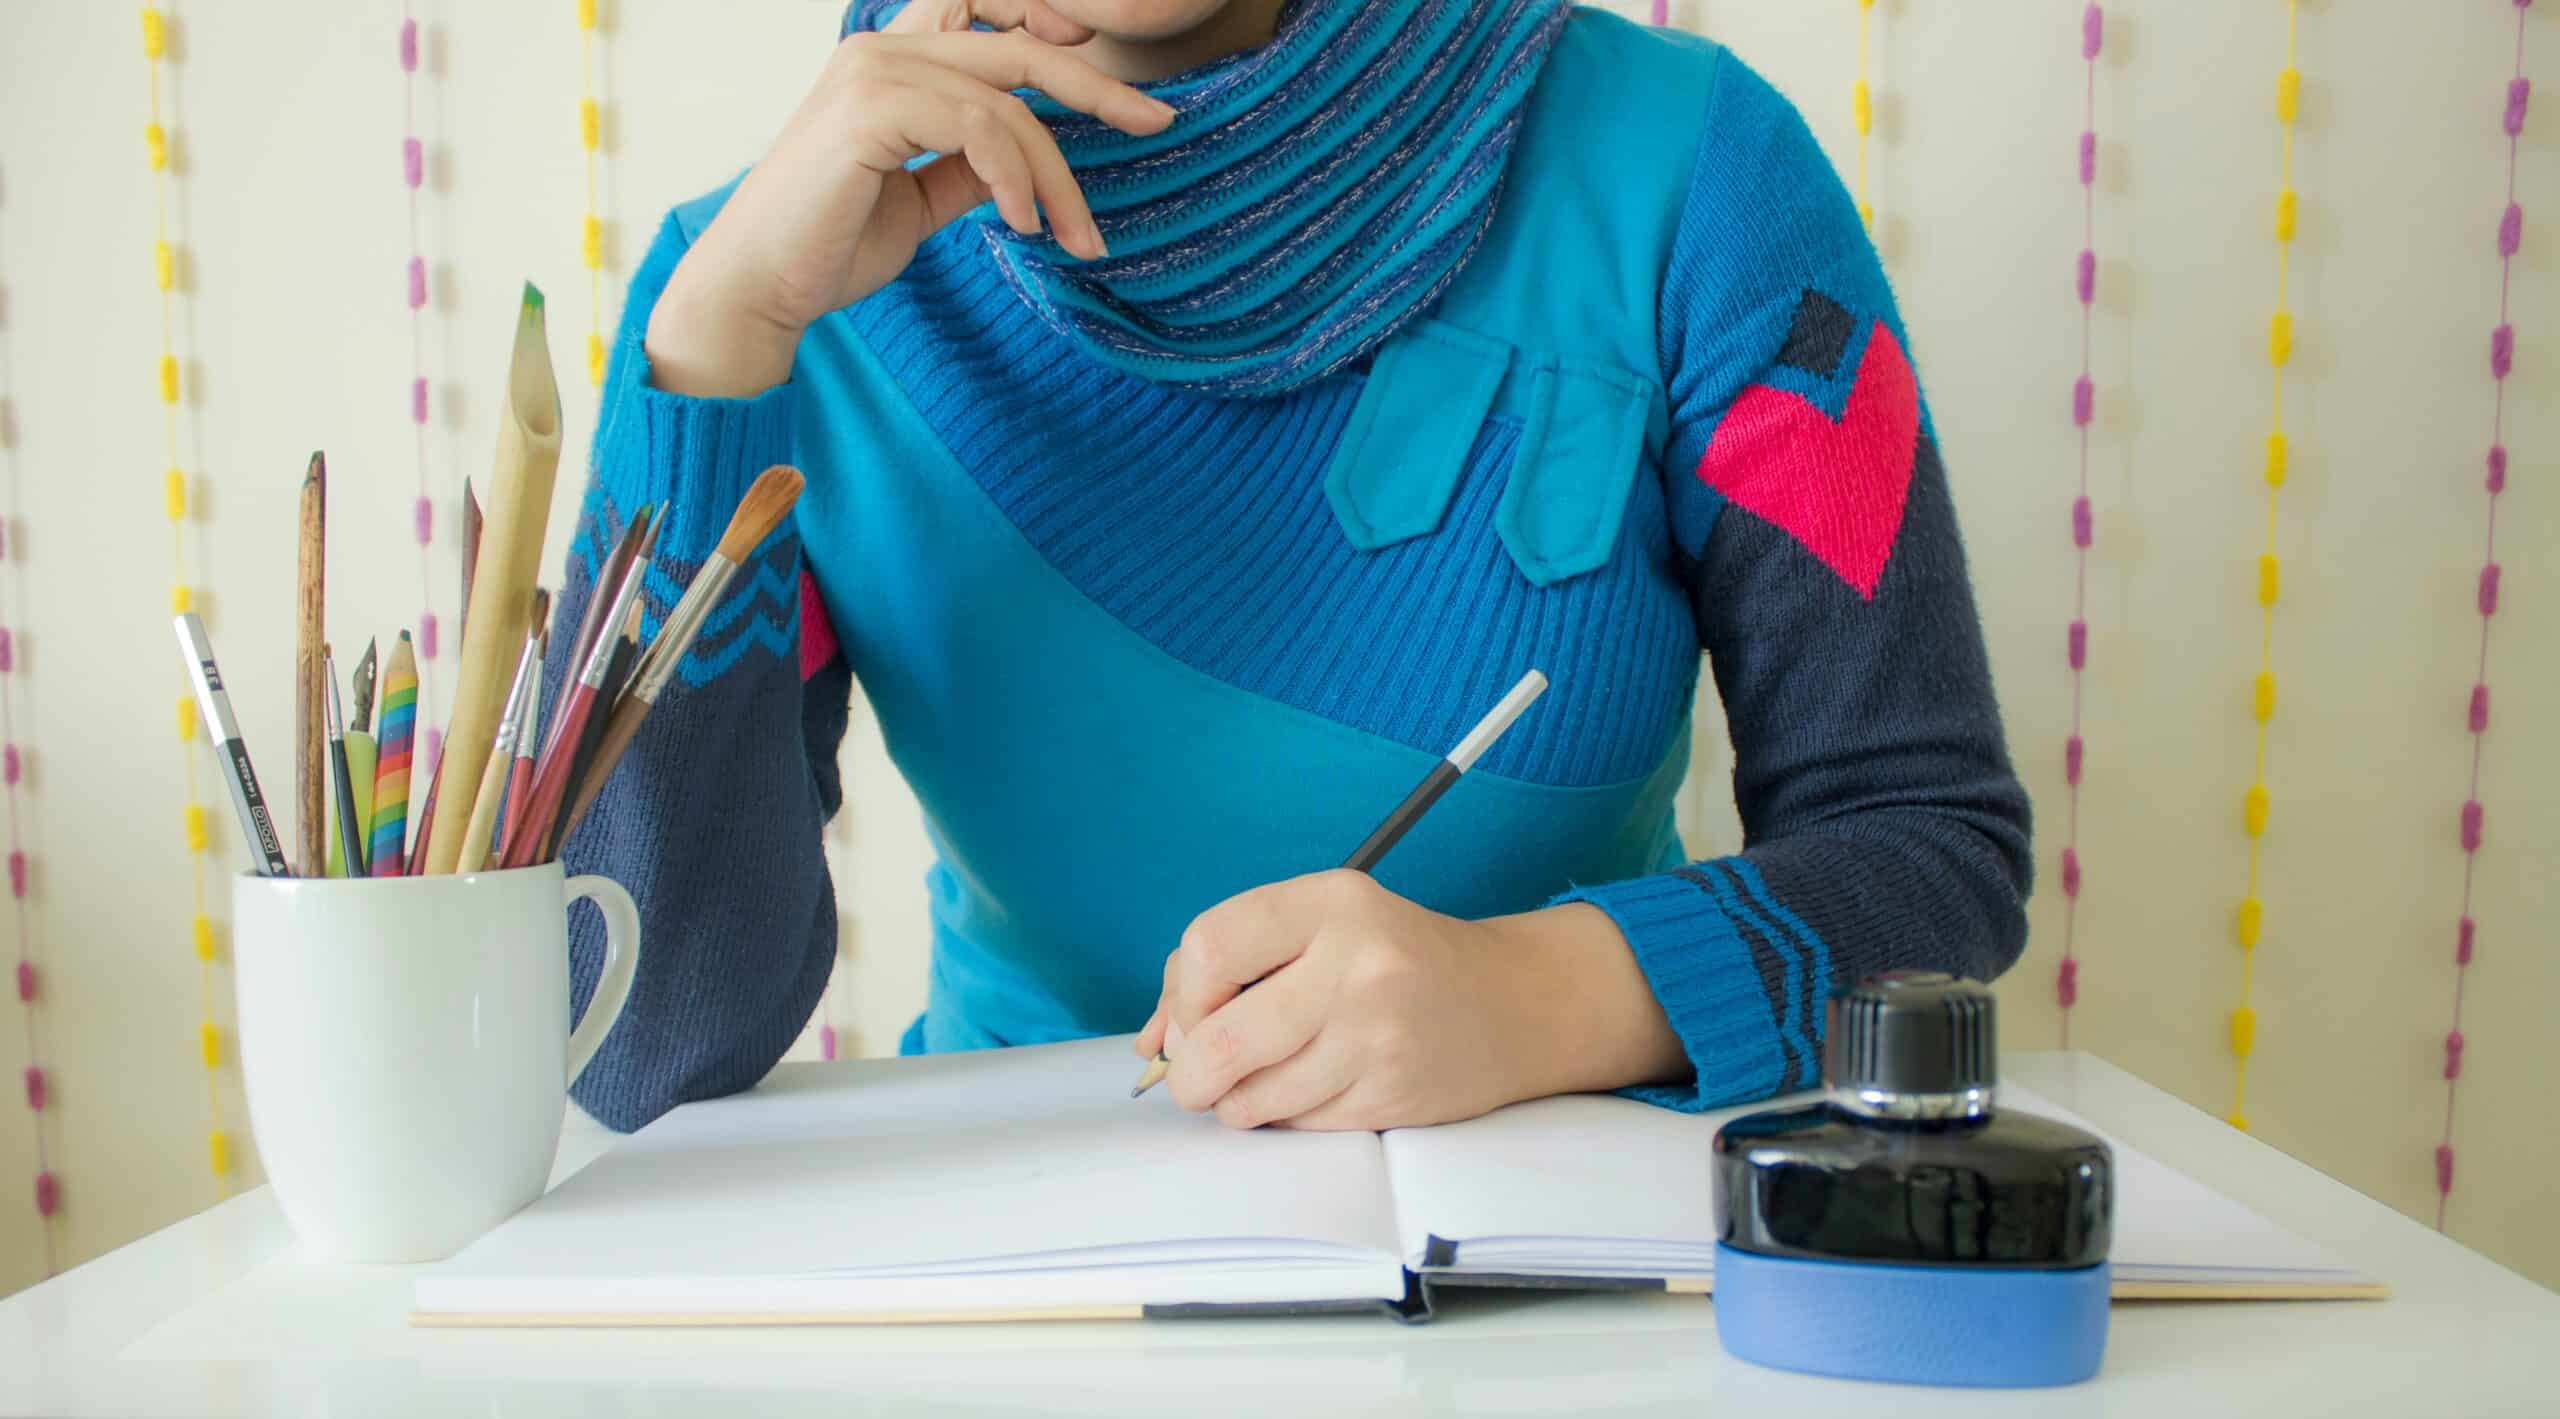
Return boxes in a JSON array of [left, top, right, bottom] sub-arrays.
[[555, 694, 649, 848]]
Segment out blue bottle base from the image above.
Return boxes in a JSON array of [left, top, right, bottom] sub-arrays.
[[1713, 1243, 2109, 1388]]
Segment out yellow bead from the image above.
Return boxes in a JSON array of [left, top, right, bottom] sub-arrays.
[[207, 1129, 230, 1176], [581, 98, 600, 152], [577, 0, 598, 29], [141, 8, 165, 60], [2226, 1113, 2249, 1133], [587, 333, 607, 389], [192, 914, 215, 963], [1859, 0, 1874, 9], [2253, 671, 2276, 723], [2267, 310, 2292, 369], [184, 803, 208, 853], [154, 240, 175, 291], [1852, 81, 1872, 137], [2276, 67, 2300, 125], [170, 583, 192, 615], [165, 469, 187, 522], [2235, 896, 2262, 949], [2264, 433, 2288, 488], [200, 1023, 221, 1070], [2257, 553, 2280, 607], [2230, 1006, 2256, 1059], [146, 122, 167, 172], [2243, 783, 2270, 838], [2274, 189, 2296, 244], [1858, 201, 1874, 231], [581, 214, 603, 271], [176, 694, 196, 743], [158, 354, 179, 405]]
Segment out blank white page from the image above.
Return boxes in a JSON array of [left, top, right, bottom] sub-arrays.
[[421, 1035, 1399, 1306]]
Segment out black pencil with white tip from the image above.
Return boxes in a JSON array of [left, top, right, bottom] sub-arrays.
[[1130, 668, 1550, 1100], [174, 613, 293, 878]]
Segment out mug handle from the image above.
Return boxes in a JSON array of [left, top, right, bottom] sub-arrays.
[[562, 875, 642, 1086]]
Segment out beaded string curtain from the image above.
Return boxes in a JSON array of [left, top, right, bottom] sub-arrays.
[[2433, 0, 2533, 1231], [140, 5, 233, 1195], [2054, 5, 2105, 1048], [397, 8, 444, 767], [578, 0, 610, 390], [0, 166, 59, 1275], [2220, 1, 2307, 1135]]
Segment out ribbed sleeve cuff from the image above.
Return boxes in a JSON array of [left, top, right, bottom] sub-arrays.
[[594, 336, 800, 564], [1556, 869, 1796, 1113]]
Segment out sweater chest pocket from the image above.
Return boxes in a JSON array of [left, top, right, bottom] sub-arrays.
[[1324, 319, 1659, 587]]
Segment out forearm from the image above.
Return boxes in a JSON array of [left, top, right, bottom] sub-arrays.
[[1482, 902, 1688, 1100]]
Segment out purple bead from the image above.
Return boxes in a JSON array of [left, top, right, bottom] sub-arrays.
[[2507, 77, 2531, 139], [2479, 562, 2502, 617], [2078, 130, 2096, 185], [33, 1170, 54, 1219], [2457, 916, 2476, 965], [2055, 957, 2078, 1008], [4, 744, 19, 786], [412, 377, 430, 426], [2073, 375, 2094, 426], [419, 612, 440, 662], [2461, 799, 2484, 853], [12, 962, 28, 1002], [2469, 682, 2490, 733], [407, 258, 427, 312], [2499, 203, 2524, 258], [2072, 496, 2093, 548], [400, 17, 419, 72], [2065, 735, 2084, 785], [414, 496, 433, 547], [819, 1025, 838, 1062], [2487, 444, 2508, 492], [2081, 3, 2103, 60], [2076, 248, 2096, 304], [8, 852, 22, 901], [21, 1067, 39, 1113], [2068, 620, 2087, 670], [2060, 848, 2082, 897], [403, 137, 424, 191], [2491, 323, 2513, 379], [2444, 1030, 2466, 1080]]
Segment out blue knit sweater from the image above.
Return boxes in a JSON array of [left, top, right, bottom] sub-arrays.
[[555, 17, 2030, 1133]]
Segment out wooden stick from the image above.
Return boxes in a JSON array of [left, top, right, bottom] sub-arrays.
[[294, 452, 327, 877], [421, 285, 562, 874], [458, 478, 484, 651]]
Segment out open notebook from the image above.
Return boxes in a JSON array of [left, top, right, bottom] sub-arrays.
[[413, 1035, 2383, 1326]]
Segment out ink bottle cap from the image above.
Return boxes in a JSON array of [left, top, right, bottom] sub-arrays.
[[1711, 972, 2114, 1388]]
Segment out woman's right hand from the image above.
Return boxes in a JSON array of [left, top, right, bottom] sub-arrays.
[[647, 0, 1177, 399]]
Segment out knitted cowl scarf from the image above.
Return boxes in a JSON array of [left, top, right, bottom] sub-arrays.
[[847, 0, 1571, 398]]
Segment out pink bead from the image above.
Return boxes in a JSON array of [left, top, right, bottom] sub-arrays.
[[2067, 620, 2087, 670], [2479, 563, 2501, 617], [2499, 203, 2524, 259], [2435, 1144, 2455, 1196], [403, 137, 424, 190], [4, 744, 18, 786], [2461, 799, 2484, 853], [2443, 1030, 2465, 1080], [2081, 4, 2103, 60], [413, 496, 434, 547], [33, 1171, 54, 1219], [2457, 916, 2476, 966], [2076, 248, 2096, 304], [819, 1025, 838, 1062], [399, 17, 419, 72], [2056, 957, 2079, 1008], [2078, 130, 2096, 185], [419, 612, 440, 662], [2060, 848, 2081, 897], [20, 1067, 39, 1113], [12, 962, 29, 1002], [2065, 735, 2084, 785], [2072, 376, 2094, 426], [2486, 444, 2507, 493], [411, 377, 429, 426], [1650, 0, 1667, 23], [0, 628, 14, 674], [407, 258, 427, 311], [422, 729, 443, 773], [2490, 323, 2513, 379], [8, 852, 23, 901], [2072, 496, 2093, 548], [2507, 77, 2532, 139], [2469, 682, 2490, 733]]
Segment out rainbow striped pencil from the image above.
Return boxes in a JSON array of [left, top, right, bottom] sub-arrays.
[[367, 632, 420, 877]]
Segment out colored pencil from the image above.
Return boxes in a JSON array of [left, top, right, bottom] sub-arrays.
[[295, 452, 327, 877], [557, 467, 806, 844], [455, 618, 544, 876], [1129, 669, 1551, 1099], [173, 613, 292, 877], [422, 283, 563, 874], [367, 632, 420, 877], [323, 646, 367, 877]]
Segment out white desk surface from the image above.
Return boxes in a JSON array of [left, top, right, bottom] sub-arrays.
[[0, 1051, 2552, 1418]]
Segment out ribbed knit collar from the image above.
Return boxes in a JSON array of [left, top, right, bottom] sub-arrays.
[[849, 0, 1569, 398]]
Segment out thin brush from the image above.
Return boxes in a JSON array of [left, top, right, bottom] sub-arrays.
[[454, 601, 546, 876], [550, 612, 639, 860], [500, 526, 656, 867]]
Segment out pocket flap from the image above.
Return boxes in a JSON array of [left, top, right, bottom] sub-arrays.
[[1324, 320, 1513, 551], [1496, 359, 1655, 587]]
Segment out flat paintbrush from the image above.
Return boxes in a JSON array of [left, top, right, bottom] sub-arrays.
[[556, 466, 806, 844]]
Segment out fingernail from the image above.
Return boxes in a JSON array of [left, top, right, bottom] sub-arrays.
[[1087, 224, 1110, 259], [1148, 98, 1178, 119]]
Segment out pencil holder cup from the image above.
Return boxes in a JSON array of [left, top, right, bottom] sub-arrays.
[[230, 863, 640, 1263]]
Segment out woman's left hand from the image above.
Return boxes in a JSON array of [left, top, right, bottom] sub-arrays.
[[1135, 871, 1640, 1131]]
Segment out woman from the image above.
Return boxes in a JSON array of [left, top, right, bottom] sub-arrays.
[[555, 0, 2030, 1134]]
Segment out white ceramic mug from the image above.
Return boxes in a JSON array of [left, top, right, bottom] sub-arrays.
[[231, 864, 640, 1263]]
